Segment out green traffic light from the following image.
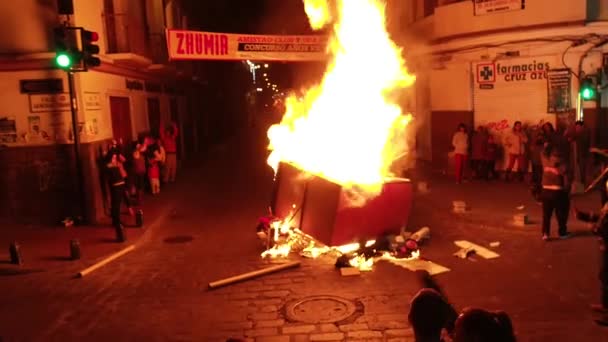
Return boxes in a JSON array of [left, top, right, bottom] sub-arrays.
[[56, 53, 71, 68], [581, 87, 595, 100]]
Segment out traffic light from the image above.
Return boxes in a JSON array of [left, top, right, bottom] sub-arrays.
[[580, 77, 596, 100], [81, 29, 100, 68], [54, 27, 77, 70]]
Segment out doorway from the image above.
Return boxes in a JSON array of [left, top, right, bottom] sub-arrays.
[[147, 97, 161, 138], [109, 96, 133, 144]]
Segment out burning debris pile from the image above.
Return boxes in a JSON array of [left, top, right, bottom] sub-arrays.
[[257, 0, 418, 272], [256, 210, 429, 272]]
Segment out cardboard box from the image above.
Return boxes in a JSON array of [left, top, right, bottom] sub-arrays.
[[271, 162, 413, 246]]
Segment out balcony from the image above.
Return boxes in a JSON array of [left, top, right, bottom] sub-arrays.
[[432, 0, 587, 41], [102, 13, 169, 67]]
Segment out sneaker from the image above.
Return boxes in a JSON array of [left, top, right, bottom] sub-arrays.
[[542, 234, 549, 241], [559, 233, 571, 240], [594, 315, 608, 326]]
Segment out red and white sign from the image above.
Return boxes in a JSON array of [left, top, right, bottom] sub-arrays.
[[476, 63, 496, 84], [166, 29, 328, 62], [474, 0, 524, 16]]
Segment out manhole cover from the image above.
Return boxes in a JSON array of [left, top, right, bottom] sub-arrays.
[[284, 295, 363, 324], [163, 236, 194, 244]]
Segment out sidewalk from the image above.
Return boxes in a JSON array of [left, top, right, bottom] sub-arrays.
[[0, 165, 189, 275]]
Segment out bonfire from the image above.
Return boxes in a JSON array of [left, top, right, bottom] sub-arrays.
[[260, 0, 418, 270]]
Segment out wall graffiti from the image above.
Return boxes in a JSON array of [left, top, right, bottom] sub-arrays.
[[484, 118, 549, 133]]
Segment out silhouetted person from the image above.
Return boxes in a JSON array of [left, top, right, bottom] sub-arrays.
[[575, 158, 608, 325], [409, 271, 458, 341], [503, 121, 528, 182], [453, 308, 516, 342], [540, 143, 571, 241], [452, 123, 469, 184]]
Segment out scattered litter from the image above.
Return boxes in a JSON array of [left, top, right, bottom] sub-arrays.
[[516, 205, 525, 210], [62, 217, 74, 227], [454, 247, 476, 259], [385, 257, 450, 275], [513, 213, 528, 226], [453, 201, 467, 213], [208, 261, 301, 289], [454, 240, 500, 259], [340, 267, 361, 276], [489, 241, 501, 248]]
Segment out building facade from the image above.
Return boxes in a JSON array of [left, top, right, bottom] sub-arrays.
[[390, 0, 608, 170], [0, 0, 204, 224]]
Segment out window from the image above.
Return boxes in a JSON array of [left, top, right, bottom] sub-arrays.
[[424, 0, 438, 17]]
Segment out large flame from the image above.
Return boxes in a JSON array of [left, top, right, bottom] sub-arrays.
[[267, 0, 415, 198]]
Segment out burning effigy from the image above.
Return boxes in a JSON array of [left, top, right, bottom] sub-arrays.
[[258, 0, 418, 271]]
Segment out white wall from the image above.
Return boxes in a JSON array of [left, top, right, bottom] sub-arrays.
[[434, 0, 586, 40], [0, 70, 73, 146], [429, 62, 472, 111]]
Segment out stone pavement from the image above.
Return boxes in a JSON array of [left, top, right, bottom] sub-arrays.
[[1, 128, 607, 342], [0, 172, 183, 276]]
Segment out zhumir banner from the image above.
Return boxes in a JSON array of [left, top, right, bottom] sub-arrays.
[[166, 29, 328, 62]]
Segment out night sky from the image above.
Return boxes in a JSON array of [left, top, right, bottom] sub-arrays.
[[182, 0, 314, 35]]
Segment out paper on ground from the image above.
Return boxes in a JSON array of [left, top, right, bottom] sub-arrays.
[[384, 258, 450, 275], [454, 240, 500, 259]]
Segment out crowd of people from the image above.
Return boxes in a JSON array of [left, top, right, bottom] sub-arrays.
[[451, 119, 608, 327], [451, 120, 590, 185], [450, 120, 599, 240], [103, 121, 179, 231]]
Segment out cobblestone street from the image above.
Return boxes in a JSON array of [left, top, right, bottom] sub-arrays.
[[1, 131, 607, 341]]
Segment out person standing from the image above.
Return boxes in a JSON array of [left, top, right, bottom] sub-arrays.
[[130, 141, 148, 203], [503, 121, 528, 181], [566, 120, 591, 185], [452, 123, 469, 184], [160, 121, 179, 183], [575, 160, 608, 325], [484, 134, 499, 180], [540, 143, 571, 241], [106, 150, 128, 230], [530, 126, 546, 201], [471, 126, 488, 179]]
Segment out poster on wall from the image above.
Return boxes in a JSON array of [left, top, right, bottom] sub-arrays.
[[84, 92, 101, 111], [28, 115, 40, 136], [474, 0, 525, 16], [166, 29, 328, 62], [0, 116, 17, 143], [547, 69, 572, 113], [29, 93, 70, 113]]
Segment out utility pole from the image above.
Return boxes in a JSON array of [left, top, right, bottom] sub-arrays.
[[55, 0, 101, 223], [67, 71, 86, 222]]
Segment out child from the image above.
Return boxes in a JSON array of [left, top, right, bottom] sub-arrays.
[[484, 135, 498, 180], [147, 145, 162, 195]]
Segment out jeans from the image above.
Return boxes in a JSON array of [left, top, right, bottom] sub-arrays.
[[454, 153, 467, 183], [541, 189, 570, 236], [110, 184, 124, 227]]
